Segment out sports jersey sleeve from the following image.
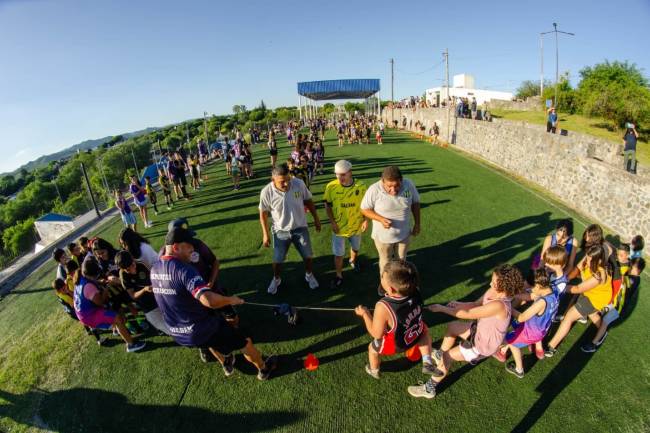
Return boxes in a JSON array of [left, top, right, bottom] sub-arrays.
[[179, 263, 210, 300]]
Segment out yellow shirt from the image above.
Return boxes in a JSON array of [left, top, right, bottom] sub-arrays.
[[581, 266, 612, 310], [323, 178, 367, 237]]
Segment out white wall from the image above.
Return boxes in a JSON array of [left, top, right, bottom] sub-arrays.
[[425, 87, 513, 106]]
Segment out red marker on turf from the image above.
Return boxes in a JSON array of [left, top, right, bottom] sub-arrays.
[[405, 346, 421, 362], [304, 353, 319, 371]]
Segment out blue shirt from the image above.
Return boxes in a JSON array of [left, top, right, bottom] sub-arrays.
[[151, 256, 221, 346], [548, 112, 558, 124]]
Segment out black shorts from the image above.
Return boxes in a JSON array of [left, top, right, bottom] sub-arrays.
[[172, 177, 181, 186], [575, 295, 597, 317], [199, 323, 248, 355], [269, 148, 278, 156]]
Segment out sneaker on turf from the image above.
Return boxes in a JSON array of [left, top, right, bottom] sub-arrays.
[[432, 349, 443, 365], [257, 355, 278, 381], [505, 362, 524, 378], [580, 343, 598, 353], [407, 380, 436, 399], [544, 347, 557, 358], [97, 336, 108, 346], [305, 273, 319, 290], [365, 364, 380, 379], [126, 341, 146, 353], [267, 277, 281, 295], [349, 260, 360, 272], [199, 348, 213, 363], [594, 331, 608, 346], [222, 353, 236, 377], [577, 316, 588, 324], [422, 362, 436, 375], [330, 276, 343, 290], [552, 314, 564, 323]]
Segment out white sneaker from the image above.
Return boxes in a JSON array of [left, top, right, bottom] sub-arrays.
[[305, 273, 319, 290], [267, 277, 281, 295]]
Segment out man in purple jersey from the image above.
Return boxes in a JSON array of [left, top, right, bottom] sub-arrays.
[[151, 227, 278, 380]]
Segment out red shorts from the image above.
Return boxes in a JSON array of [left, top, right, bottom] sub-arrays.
[[372, 332, 398, 355]]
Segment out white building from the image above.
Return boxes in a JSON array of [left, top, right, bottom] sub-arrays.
[[34, 213, 75, 253], [425, 74, 513, 106]]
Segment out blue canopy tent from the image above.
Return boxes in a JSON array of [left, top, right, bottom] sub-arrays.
[[297, 79, 381, 120]]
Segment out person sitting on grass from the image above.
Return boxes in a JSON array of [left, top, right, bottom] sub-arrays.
[[355, 260, 433, 379], [580, 254, 644, 353], [407, 264, 524, 399], [494, 269, 559, 378], [73, 258, 146, 353], [115, 250, 170, 336], [151, 227, 278, 380], [630, 235, 644, 259], [52, 248, 69, 281], [544, 244, 612, 358], [118, 227, 159, 270]]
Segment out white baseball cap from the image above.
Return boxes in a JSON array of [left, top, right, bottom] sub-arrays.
[[334, 160, 352, 174]]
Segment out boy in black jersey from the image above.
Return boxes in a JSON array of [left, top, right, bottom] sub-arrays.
[[355, 260, 433, 379]]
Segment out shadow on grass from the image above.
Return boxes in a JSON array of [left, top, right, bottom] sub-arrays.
[[509, 280, 641, 433], [0, 388, 304, 433]]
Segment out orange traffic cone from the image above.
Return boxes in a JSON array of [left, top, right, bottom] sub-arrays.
[[405, 346, 421, 362], [304, 353, 319, 371]]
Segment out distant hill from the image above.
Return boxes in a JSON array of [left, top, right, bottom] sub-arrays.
[[4, 127, 159, 176]]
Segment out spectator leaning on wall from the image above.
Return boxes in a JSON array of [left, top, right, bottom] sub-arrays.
[[546, 107, 558, 133], [623, 123, 639, 174]]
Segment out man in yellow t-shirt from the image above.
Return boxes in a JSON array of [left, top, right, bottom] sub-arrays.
[[323, 160, 368, 289]]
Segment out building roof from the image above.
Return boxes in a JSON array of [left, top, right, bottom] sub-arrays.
[[35, 213, 73, 222], [297, 79, 380, 100]]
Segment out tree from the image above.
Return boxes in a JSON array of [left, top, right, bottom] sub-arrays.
[[576, 60, 650, 126], [515, 80, 551, 99], [232, 105, 247, 114], [2, 217, 36, 257], [543, 72, 577, 113]]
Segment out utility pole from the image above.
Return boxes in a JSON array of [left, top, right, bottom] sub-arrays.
[[444, 48, 450, 141], [130, 145, 139, 175], [540, 23, 574, 107], [390, 58, 394, 125], [80, 162, 100, 218]]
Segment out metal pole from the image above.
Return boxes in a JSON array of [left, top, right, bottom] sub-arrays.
[[80, 162, 101, 218], [130, 145, 139, 175], [390, 58, 394, 125], [554, 22, 559, 107], [444, 48, 450, 142], [53, 179, 63, 204], [539, 33, 544, 99]]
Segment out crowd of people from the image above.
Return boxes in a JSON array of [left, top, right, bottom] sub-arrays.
[[49, 120, 645, 397]]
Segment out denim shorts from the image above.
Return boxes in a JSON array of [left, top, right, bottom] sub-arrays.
[[331, 234, 361, 257], [272, 227, 313, 263], [121, 212, 136, 226]]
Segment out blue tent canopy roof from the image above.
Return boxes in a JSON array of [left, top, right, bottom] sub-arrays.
[[36, 213, 73, 222], [297, 79, 380, 100]]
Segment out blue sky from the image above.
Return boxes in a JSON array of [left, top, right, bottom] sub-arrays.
[[1, 0, 649, 173]]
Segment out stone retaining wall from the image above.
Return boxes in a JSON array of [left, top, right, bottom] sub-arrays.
[[489, 96, 542, 112], [384, 107, 649, 242]]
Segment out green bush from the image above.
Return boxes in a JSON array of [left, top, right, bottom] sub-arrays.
[[2, 218, 36, 257]]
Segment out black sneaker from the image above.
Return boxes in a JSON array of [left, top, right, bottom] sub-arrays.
[[349, 260, 361, 272], [330, 276, 343, 290], [257, 355, 278, 381], [199, 348, 213, 363], [544, 347, 557, 358], [552, 314, 564, 323], [505, 362, 524, 378], [222, 353, 236, 377], [580, 343, 598, 353]]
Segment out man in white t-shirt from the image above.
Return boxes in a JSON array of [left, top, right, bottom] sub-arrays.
[[259, 163, 322, 294], [360, 166, 420, 294]]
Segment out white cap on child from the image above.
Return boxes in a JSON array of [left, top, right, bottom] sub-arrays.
[[334, 160, 352, 174]]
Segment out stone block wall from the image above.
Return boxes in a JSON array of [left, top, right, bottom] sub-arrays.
[[489, 96, 542, 112], [383, 108, 649, 242]]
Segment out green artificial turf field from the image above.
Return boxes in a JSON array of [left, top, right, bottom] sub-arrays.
[[0, 130, 648, 433]]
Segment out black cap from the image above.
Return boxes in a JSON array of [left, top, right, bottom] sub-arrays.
[[165, 227, 195, 246], [167, 217, 196, 236]]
